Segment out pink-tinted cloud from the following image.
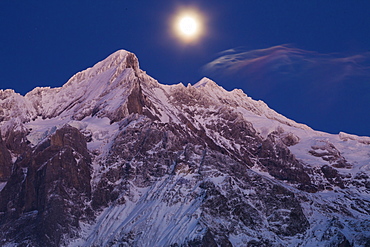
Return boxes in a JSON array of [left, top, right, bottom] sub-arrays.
[[204, 44, 370, 85]]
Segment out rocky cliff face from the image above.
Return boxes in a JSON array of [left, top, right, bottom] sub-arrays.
[[0, 125, 92, 246], [0, 50, 370, 246], [0, 131, 12, 182]]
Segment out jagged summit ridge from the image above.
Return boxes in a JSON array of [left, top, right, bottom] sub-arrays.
[[1, 50, 147, 126], [0, 50, 370, 246], [1, 49, 310, 135]]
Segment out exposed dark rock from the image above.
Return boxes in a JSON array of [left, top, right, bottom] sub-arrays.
[[0, 125, 92, 246], [258, 131, 312, 188], [110, 81, 161, 123], [125, 52, 140, 73], [321, 165, 345, 189], [280, 132, 300, 146], [246, 239, 277, 247], [186, 229, 220, 247], [0, 131, 12, 181], [309, 141, 352, 169], [4, 129, 30, 155]]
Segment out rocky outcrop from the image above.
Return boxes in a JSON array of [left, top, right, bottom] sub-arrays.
[[0, 125, 92, 246], [309, 140, 352, 168], [0, 131, 12, 181], [259, 130, 312, 188], [125, 81, 160, 122]]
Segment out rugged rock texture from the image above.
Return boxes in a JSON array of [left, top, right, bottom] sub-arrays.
[[0, 131, 12, 181], [0, 50, 369, 246], [309, 140, 352, 169], [0, 125, 92, 246]]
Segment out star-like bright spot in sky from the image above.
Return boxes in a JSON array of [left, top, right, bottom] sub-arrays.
[[172, 8, 204, 43]]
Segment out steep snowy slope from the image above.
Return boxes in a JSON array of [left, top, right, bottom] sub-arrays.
[[0, 50, 370, 246]]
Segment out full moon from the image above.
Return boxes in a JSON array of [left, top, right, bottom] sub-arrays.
[[173, 9, 204, 43], [179, 16, 198, 36]]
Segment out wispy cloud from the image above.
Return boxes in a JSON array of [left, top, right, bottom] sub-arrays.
[[203, 44, 370, 87]]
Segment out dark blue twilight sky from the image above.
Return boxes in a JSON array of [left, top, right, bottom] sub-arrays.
[[1, 1, 370, 136]]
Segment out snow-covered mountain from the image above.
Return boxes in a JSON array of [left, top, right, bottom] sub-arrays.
[[1, 50, 370, 247]]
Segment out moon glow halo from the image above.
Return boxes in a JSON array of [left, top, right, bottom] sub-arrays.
[[173, 9, 204, 43]]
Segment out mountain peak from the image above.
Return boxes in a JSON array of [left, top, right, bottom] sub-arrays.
[[193, 77, 218, 88], [108, 49, 130, 58], [100, 49, 139, 72], [65, 49, 140, 86]]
